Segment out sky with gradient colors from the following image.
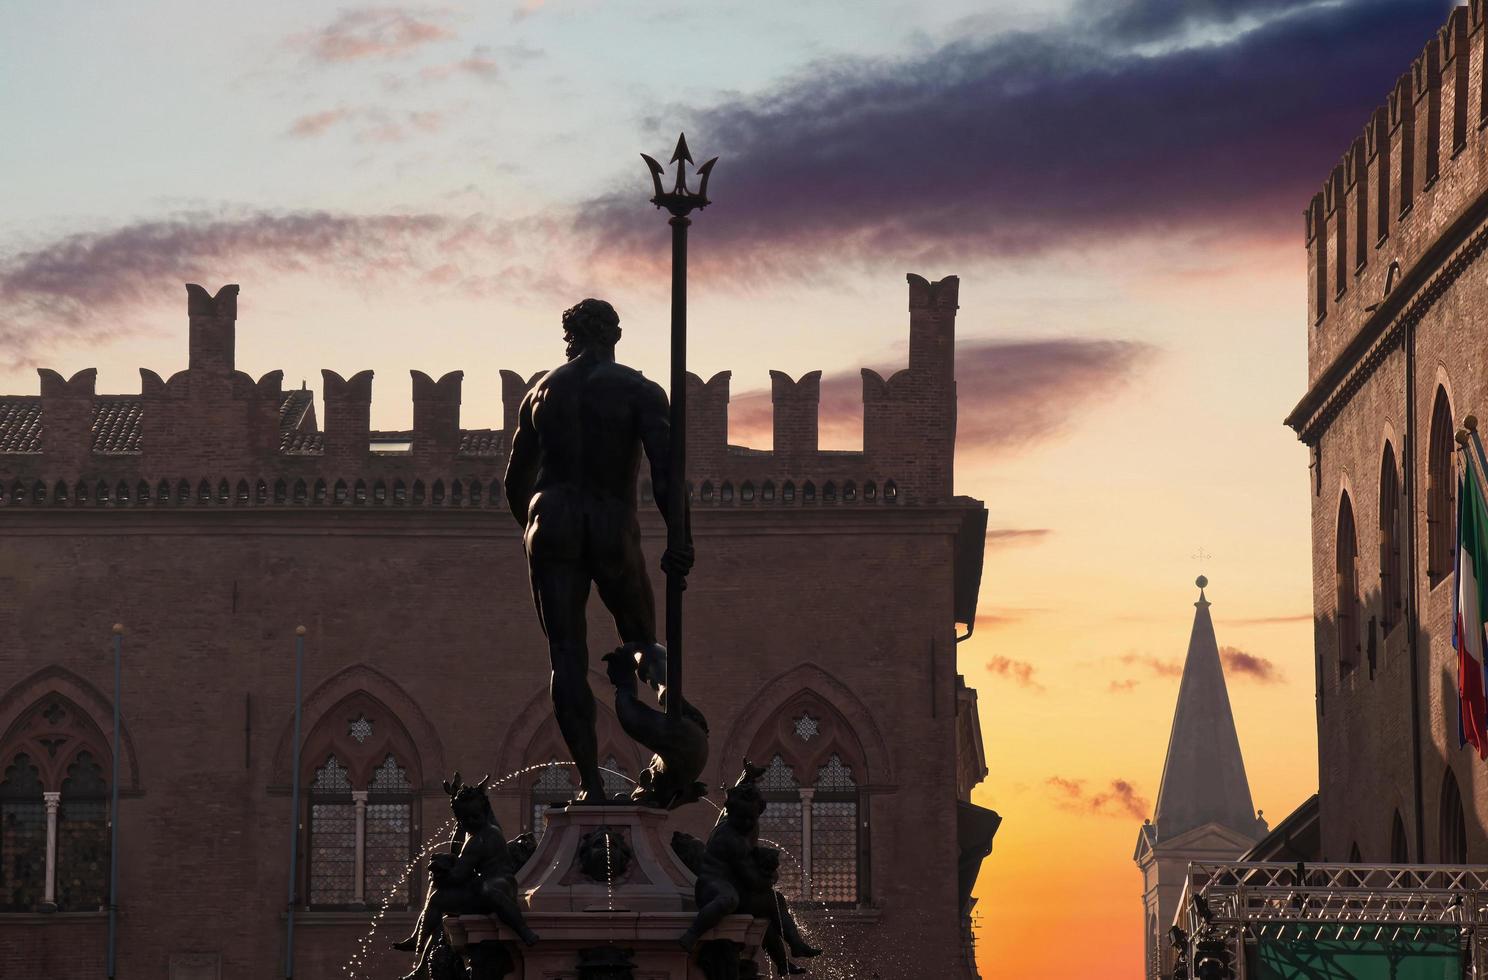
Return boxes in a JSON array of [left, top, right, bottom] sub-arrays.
[[0, 0, 1464, 975]]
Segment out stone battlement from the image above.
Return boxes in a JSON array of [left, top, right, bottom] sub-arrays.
[[1304, 3, 1488, 384], [0, 274, 961, 507]]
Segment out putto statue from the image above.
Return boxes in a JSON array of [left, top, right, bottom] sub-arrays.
[[504, 298, 698, 805], [392, 773, 539, 979]]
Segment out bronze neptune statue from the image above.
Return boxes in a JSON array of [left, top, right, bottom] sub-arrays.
[[504, 298, 698, 805]]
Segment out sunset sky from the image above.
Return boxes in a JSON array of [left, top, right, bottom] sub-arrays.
[[0, 0, 1465, 975]]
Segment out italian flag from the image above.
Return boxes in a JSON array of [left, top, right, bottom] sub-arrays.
[[1456, 465, 1488, 759]]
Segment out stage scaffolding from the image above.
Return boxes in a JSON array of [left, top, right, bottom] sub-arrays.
[[1168, 862, 1488, 979]]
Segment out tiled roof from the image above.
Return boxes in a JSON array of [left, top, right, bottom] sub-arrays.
[[279, 389, 314, 433], [93, 398, 143, 454], [0, 398, 43, 454], [0, 389, 322, 455], [281, 430, 325, 454], [458, 428, 502, 456]]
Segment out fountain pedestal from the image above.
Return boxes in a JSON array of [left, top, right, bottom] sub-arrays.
[[445, 805, 765, 980]]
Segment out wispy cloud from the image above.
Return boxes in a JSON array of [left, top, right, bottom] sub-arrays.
[[985, 655, 1043, 692], [1108, 679, 1140, 694], [296, 7, 457, 64], [420, 45, 502, 81], [726, 337, 1153, 454], [287, 108, 355, 139], [1217, 612, 1312, 626], [1220, 645, 1283, 683], [1118, 652, 1183, 678], [1047, 776, 1150, 820], [987, 528, 1052, 547], [0, 210, 566, 367]]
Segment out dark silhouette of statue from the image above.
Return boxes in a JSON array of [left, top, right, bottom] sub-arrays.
[[393, 774, 538, 979], [679, 763, 822, 968], [604, 644, 708, 808], [505, 298, 694, 805]]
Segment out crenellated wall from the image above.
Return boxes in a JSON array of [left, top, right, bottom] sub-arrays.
[[1304, 4, 1488, 385], [0, 273, 962, 508]]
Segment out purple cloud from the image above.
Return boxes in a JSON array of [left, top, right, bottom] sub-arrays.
[[728, 337, 1152, 456], [586, 0, 1452, 275], [0, 211, 565, 367]]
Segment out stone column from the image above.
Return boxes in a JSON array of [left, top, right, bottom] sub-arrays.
[[353, 790, 369, 904], [42, 791, 61, 908], [798, 788, 815, 900]]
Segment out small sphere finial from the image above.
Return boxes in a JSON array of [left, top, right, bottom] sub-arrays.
[[1196, 575, 1208, 590], [295, 625, 307, 636], [1467, 414, 1479, 433], [112, 623, 124, 635]]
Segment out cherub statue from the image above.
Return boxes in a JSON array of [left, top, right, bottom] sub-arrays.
[[672, 831, 821, 974], [678, 764, 770, 952], [392, 773, 539, 980]]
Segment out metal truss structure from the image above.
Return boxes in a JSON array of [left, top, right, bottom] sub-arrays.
[[1168, 862, 1488, 979]]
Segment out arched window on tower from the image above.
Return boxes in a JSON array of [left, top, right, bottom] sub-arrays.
[[1380, 443, 1403, 635], [0, 695, 112, 912], [1337, 490, 1360, 676], [746, 694, 867, 907], [1441, 769, 1468, 863], [1391, 809, 1410, 863], [300, 694, 420, 909], [1429, 386, 1457, 585]]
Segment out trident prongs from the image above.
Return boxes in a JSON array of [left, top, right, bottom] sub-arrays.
[[641, 133, 718, 217]]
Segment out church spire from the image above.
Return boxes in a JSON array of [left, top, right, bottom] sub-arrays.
[[1151, 576, 1259, 840]]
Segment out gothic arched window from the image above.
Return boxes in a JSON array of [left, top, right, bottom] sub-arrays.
[[1391, 810, 1410, 863], [300, 694, 420, 909], [1380, 443, 1403, 635], [1441, 769, 1468, 863], [1428, 386, 1457, 585], [746, 694, 867, 906], [1337, 490, 1360, 676], [0, 695, 112, 912]]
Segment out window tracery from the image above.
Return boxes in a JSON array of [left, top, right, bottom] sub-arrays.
[[746, 693, 867, 906], [300, 693, 420, 909], [0, 694, 113, 912]]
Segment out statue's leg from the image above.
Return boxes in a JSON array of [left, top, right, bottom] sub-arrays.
[[593, 521, 657, 646], [486, 881, 540, 946], [527, 552, 603, 800], [778, 893, 821, 957], [680, 881, 740, 950]]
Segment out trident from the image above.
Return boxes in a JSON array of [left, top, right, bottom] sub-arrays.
[[641, 133, 717, 720]]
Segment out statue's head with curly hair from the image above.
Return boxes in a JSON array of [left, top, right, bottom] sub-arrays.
[[562, 298, 622, 360]]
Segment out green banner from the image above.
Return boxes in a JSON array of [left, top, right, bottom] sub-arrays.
[[1253, 937, 1462, 980]]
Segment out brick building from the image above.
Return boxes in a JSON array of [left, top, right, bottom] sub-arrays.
[[1286, 1, 1488, 870], [0, 274, 996, 978]]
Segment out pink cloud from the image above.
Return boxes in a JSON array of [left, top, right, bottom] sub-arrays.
[[287, 108, 354, 139], [1118, 653, 1182, 678], [985, 656, 1042, 692], [1046, 776, 1150, 820], [299, 7, 456, 63], [1219, 645, 1283, 684], [421, 46, 502, 81]]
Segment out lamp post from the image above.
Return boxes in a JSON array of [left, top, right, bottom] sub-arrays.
[[284, 626, 306, 979], [107, 623, 122, 980], [641, 133, 717, 720]]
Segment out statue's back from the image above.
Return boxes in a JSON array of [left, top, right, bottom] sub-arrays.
[[528, 355, 652, 505]]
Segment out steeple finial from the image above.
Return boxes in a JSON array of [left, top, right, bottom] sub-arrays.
[[1195, 574, 1210, 608]]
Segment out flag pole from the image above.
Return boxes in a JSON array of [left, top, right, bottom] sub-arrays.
[[106, 624, 122, 980], [285, 626, 306, 980], [1463, 416, 1488, 499]]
